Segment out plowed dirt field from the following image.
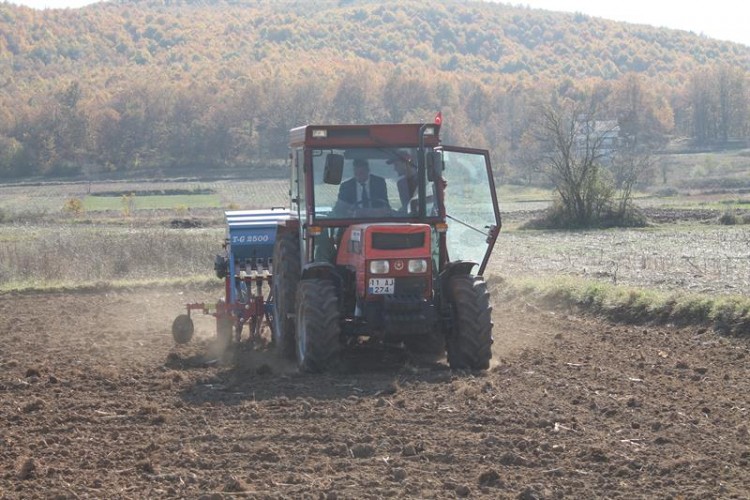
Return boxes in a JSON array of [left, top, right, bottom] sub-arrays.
[[1, 285, 748, 499]]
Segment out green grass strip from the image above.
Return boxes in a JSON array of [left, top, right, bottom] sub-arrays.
[[0, 275, 218, 295], [493, 276, 750, 336], [83, 194, 222, 211]]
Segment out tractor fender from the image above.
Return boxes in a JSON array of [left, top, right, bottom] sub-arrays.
[[439, 260, 478, 284], [301, 262, 345, 312], [275, 218, 300, 238], [301, 262, 343, 291], [438, 260, 478, 307]]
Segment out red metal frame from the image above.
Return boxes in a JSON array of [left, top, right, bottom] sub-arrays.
[[289, 123, 441, 149], [184, 273, 275, 342]]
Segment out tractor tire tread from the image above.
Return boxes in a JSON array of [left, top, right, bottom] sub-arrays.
[[272, 231, 301, 359], [446, 275, 493, 370], [296, 279, 341, 373]]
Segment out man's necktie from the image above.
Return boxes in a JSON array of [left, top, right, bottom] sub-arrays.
[[360, 182, 369, 207]]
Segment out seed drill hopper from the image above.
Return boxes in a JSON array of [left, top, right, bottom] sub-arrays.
[[171, 208, 290, 346]]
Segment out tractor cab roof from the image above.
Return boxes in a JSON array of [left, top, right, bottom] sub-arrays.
[[289, 123, 441, 149]]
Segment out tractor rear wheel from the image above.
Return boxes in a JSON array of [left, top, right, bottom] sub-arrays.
[[295, 279, 341, 372], [446, 275, 493, 370], [272, 231, 301, 360], [172, 314, 194, 344]]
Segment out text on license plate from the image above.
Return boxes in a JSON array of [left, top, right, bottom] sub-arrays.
[[368, 278, 395, 295]]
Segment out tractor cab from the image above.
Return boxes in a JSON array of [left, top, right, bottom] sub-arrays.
[[272, 121, 501, 372], [290, 124, 500, 271], [306, 145, 444, 264]]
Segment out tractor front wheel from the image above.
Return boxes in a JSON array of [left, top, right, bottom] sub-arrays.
[[446, 275, 493, 370], [272, 231, 301, 360], [295, 279, 341, 372]]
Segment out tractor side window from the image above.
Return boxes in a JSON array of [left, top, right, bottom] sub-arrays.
[[311, 150, 342, 219]]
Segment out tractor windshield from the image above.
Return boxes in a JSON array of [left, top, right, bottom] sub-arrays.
[[310, 147, 440, 222]]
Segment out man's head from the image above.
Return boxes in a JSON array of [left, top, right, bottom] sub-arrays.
[[388, 152, 414, 177], [353, 158, 370, 183]]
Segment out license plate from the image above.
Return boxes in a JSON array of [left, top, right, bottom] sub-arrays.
[[368, 278, 395, 295]]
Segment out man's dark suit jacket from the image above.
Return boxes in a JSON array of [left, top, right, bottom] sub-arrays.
[[397, 175, 418, 207], [337, 175, 389, 208]]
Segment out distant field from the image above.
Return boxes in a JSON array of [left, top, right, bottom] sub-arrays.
[[490, 225, 750, 296], [658, 148, 750, 190], [2, 165, 748, 219], [83, 193, 222, 211], [0, 178, 289, 216], [0, 177, 555, 219], [1, 167, 749, 293], [639, 195, 750, 211], [0, 224, 222, 290], [2, 217, 748, 296]]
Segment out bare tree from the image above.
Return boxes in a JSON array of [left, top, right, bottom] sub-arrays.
[[534, 100, 613, 227], [610, 149, 653, 218], [531, 96, 649, 228]]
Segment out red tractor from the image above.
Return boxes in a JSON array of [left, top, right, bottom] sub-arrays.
[[272, 119, 501, 371]]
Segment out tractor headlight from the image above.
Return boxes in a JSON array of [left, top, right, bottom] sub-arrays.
[[408, 259, 428, 273], [369, 260, 390, 274]]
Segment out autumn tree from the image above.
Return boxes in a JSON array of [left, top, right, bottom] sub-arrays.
[[1, 0, 748, 181], [0, 136, 23, 178], [688, 65, 748, 145], [716, 65, 747, 143], [610, 73, 673, 149], [382, 72, 436, 123], [330, 67, 376, 124]]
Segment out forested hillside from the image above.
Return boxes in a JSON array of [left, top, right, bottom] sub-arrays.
[[1, 0, 749, 180]]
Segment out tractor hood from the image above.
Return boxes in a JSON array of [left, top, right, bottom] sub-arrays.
[[336, 223, 433, 300]]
